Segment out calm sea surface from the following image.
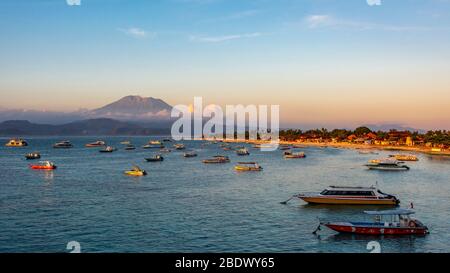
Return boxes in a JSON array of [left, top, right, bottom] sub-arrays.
[[0, 136, 449, 253]]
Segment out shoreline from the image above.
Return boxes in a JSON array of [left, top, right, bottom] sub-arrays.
[[216, 138, 450, 157]]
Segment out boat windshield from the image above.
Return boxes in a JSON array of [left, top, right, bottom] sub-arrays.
[[320, 190, 375, 196]]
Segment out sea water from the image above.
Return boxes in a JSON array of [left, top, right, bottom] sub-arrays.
[[0, 137, 449, 253]]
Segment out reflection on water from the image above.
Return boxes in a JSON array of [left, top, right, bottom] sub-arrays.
[[0, 136, 449, 253]]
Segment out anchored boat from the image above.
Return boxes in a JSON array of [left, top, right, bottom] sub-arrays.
[[291, 186, 399, 205], [236, 148, 250, 156], [85, 141, 106, 147], [174, 143, 186, 150], [145, 155, 164, 162], [99, 146, 117, 153], [184, 152, 198, 158], [53, 140, 73, 149], [25, 152, 41, 160], [124, 166, 147, 176], [125, 144, 136, 150], [235, 162, 263, 172], [389, 154, 419, 161], [365, 159, 410, 171], [30, 161, 57, 170], [284, 152, 306, 159], [319, 209, 429, 236], [5, 138, 28, 147], [203, 155, 230, 164]]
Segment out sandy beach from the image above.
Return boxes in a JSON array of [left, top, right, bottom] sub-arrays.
[[212, 138, 450, 157]]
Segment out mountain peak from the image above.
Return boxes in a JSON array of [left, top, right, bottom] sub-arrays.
[[90, 95, 172, 120]]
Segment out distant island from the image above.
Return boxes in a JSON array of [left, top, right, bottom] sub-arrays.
[[0, 118, 171, 136]]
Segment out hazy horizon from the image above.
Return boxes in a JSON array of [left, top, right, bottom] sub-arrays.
[[1, 0, 450, 129]]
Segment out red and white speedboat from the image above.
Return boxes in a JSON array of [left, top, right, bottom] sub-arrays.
[[320, 209, 429, 236], [30, 161, 57, 170]]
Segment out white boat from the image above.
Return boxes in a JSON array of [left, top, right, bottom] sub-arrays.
[[365, 159, 410, 171]]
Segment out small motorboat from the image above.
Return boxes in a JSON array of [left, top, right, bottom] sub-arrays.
[[174, 143, 186, 150], [284, 152, 306, 159], [236, 148, 250, 156], [99, 146, 117, 153], [53, 141, 73, 149], [203, 155, 230, 164], [163, 138, 172, 142], [287, 186, 400, 205], [145, 155, 164, 162], [149, 140, 162, 145], [120, 141, 131, 145], [283, 150, 293, 156], [184, 152, 198, 158], [279, 145, 292, 151], [235, 162, 263, 172], [5, 138, 28, 147], [124, 166, 147, 176], [365, 159, 410, 171], [389, 154, 419, 161], [142, 144, 164, 149], [25, 152, 41, 160], [125, 144, 136, 150], [318, 209, 429, 236], [160, 148, 171, 153], [85, 141, 106, 147], [30, 161, 57, 170]]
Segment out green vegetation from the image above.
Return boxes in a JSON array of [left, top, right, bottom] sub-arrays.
[[279, 127, 450, 148]]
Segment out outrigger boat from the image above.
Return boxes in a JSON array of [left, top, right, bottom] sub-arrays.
[[85, 141, 106, 147], [25, 152, 41, 160], [317, 209, 429, 236], [53, 140, 73, 149], [389, 154, 419, 161], [284, 152, 306, 159], [184, 152, 198, 158], [124, 166, 147, 176], [99, 146, 117, 153], [236, 148, 250, 156], [284, 186, 399, 205], [235, 162, 263, 172], [365, 159, 410, 171], [30, 161, 57, 170], [203, 155, 230, 164], [5, 138, 28, 147], [145, 155, 164, 162]]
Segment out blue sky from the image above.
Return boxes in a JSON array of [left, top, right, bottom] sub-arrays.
[[1, 0, 450, 128]]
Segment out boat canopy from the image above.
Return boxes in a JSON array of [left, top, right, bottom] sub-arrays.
[[364, 209, 415, 216]]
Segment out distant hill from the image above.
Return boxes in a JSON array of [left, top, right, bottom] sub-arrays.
[[364, 124, 426, 133], [0, 118, 172, 136]]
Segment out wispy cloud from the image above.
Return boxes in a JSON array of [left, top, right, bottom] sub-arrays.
[[118, 27, 152, 39], [304, 14, 431, 31], [189, 32, 263, 43]]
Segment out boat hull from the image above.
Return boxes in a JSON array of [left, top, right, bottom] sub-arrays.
[[30, 166, 56, 170], [325, 223, 429, 235], [367, 166, 409, 171], [299, 196, 398, 205]]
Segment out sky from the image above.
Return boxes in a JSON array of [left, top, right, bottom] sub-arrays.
[[0, 0, 450, 129]]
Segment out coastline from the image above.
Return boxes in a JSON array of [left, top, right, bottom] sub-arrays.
[[216, 138, 450, 157]]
